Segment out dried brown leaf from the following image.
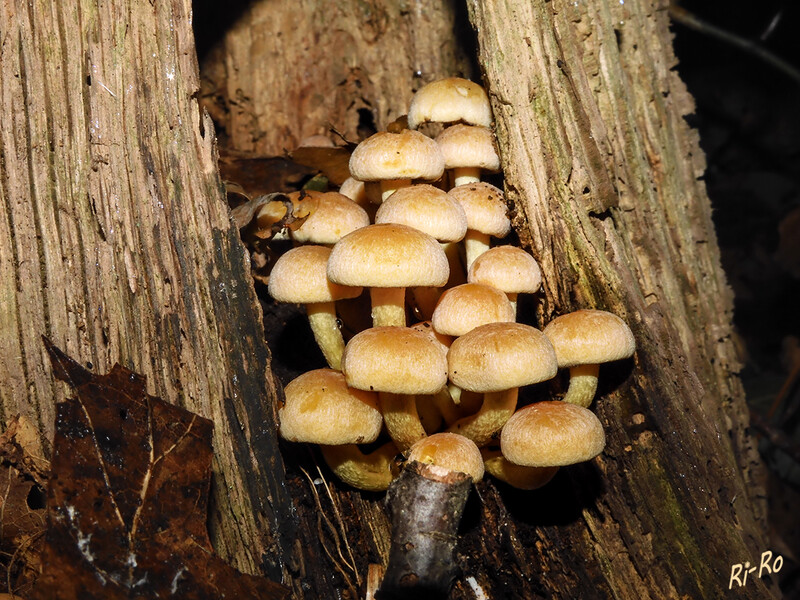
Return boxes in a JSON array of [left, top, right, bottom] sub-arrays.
[[218, 149, 315, 198], [30, 339, 289, 600], [289, 146, 352, 186]]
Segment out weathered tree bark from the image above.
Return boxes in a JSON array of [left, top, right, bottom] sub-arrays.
[[456, 0, 776, 598], [0, 0, 297, 587], [198, 0, 476, 153]]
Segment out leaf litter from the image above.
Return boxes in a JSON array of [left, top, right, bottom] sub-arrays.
[[28, 338, 289, 599]]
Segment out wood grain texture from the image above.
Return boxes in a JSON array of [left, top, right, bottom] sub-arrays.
[[0, 0, 294, 581], [199, 0, 476, 154], [462, 0, 775, 598]]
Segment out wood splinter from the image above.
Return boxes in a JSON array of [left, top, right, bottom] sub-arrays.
[[377, 460, 472, 599]]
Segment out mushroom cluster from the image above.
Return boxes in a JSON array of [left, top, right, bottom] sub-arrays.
[[265, 77, 636, 494]]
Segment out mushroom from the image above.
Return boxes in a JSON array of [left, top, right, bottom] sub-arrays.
[[500, 401, 606, 467], [327, 223, 449, 327], [431, 282, 516, 337], [289, 190, 370, 246], [348, 129, 445, 202], [467, 245, 542, 316], [446, 322, 558, 446], [407, 77, 492, 130], [375, 184, 468, 318], [542, 309, 636, 408], [341, 326, 448, 452], [268, 245, 362, 370], [447, 182, 511, 270], [408, 433, 484, 482], [435, 124, 500, 187], [480, 447, 559, 490], [279, 369, 395, 491], [375, 184, 467, 243]]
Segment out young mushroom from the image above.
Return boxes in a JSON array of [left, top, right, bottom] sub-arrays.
[[348, 129, 445, 202], [500, 401, 606, 467], [289, 190, 370, 246], [431, 282, 516, 337], [375, 184, 468, 318], [341, 326, 448, 452], [268, 245, 362, 370], [446, 322, 558, 446], [467, 245, 542, 317], [279, 369, 394, 491], [543, 309, 636, 408], [407, 77, 493, 131], [407, 432, 485, 483], [447, 182, 511, 270], [435, 124, 500, 187], [327, 223, 449, 327]]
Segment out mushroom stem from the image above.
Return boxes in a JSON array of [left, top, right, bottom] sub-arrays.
[[416, 395, 443, 434], [446, 388, 518, 447], [380, 392, 427, 452], [370, 287, 407, 327], [448, 382, 462, 405], [452, 166, 482, 188], [506, 292, 519, 318], [464, 230, 491, 270], [380, 178, 412, 202], [319, 442, 398, 492], [432, 387, 462, 425], [562, 363, 600, 408], [306, 302, 345, 370], [481, 448, 559, 490]]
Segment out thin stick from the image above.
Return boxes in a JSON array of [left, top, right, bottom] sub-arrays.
[[316, 463, 361, 585], [669, 4, 800, 86]]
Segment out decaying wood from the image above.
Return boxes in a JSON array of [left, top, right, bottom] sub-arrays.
[[379, 462, 471, 599], [0, 0, 296, 584], [199, 0, 476, 155], [460, 0, 776, 598]]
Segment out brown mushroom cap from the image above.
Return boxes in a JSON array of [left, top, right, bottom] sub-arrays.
[[468, 246, 542, 294], [431, 283, 515, 337], [348, 130, 445, 182], [327, 223, 449, 288], [500, 401, 606, 467], [268, 245, 362, 304], [435, 124, 500, 172], [289, 190, 370, 245], [447, 182, 510, 237], [407, 77, 492, 130], [375, 184, 468, 242], [279, 369, 382, 445], [408, 433, 485, 482], [448, 322, 557, 392], [342, 326, 448, 395], [543, 309, 636, 368]]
